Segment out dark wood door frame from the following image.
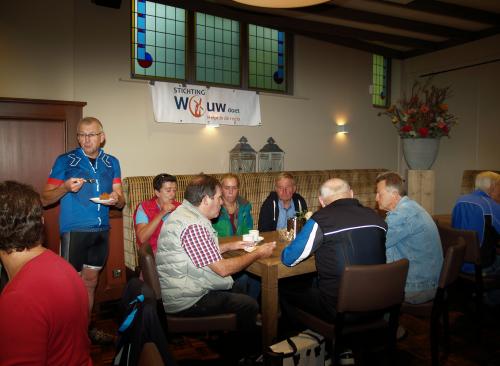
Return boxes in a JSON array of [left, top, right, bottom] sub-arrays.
[[0, 97, 86, 252]]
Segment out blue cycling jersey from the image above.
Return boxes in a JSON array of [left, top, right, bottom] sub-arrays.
[[47, 148, 121, 233]]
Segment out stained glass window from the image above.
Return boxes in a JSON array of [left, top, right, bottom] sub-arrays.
[[196, 13, 240, 85], [372, 54, 390, 107], [131, 1, 291, 93], [132, 0, 186, 80], [248, 25, 286, 92]]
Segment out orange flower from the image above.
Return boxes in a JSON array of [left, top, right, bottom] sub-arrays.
[[420, 104, 430, 113], [377, 79, 457, 138]]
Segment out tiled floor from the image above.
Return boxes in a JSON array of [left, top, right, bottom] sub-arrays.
[[91, 284, 500, 366]]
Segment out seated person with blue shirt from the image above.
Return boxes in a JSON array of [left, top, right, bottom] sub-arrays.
[[258, 172, 307, 232], [376, 171, 443, 304], [452, 171, 500, 274], [134, 173, 180, 254]]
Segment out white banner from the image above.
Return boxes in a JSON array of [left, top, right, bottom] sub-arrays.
[[150, 82, 261, 126]]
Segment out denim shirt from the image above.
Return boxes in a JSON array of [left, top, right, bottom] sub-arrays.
[[386, 196, 443, 294], [276, 200, 296, 230]]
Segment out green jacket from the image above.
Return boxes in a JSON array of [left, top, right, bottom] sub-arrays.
[[212, 196, 253, 237]]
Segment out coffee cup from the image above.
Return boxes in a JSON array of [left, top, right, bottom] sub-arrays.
[[249, 229, 260, 242], [242, 234, 254, 244]]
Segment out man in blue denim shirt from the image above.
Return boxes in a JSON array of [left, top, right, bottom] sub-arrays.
[[376, 172, 443, 304]]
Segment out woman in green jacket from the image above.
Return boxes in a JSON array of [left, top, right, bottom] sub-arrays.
[[213, 173, 259, 299], [213, 173, 253, 237]]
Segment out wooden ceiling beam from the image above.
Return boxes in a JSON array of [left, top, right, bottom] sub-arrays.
[[151, 0, 500, 60], [298, 30, 406, 59], [407, 0, 500, 26], [294, 4, 469, 39], [158, 0, 439, 50], [404, 25, 500, 59]]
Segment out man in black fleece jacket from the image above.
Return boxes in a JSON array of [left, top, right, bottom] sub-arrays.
[[258, 172, 307, 232]]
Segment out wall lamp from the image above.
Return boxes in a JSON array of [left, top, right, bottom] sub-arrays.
[[336, 124, 348, 134], [206, 121, 220, 128]]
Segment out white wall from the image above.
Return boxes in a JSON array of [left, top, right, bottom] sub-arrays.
[[1, 0, 498, 213], [399, 34, 500, 213]]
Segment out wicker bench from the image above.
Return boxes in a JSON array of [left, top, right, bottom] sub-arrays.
[[122, 169, 388, 270]]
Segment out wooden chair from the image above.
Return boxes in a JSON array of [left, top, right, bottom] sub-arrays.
[[402, 240, 466, 366], [138, 243, 237, 336], [286, 259, 409, 365]]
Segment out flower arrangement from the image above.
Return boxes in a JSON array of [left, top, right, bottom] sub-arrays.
[[378, 79, 458, 138], [296, 210, 313, 220]]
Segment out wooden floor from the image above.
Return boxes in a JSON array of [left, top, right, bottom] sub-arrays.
[[91, 285, 500, 366]]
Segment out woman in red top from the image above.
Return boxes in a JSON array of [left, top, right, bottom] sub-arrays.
[[134, 173, 181, 253]]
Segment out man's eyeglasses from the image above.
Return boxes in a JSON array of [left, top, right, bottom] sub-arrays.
[[77, 132, 102, 139]]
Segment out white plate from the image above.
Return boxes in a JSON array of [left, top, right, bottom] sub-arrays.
[[90, 197, 113, 204], [255, 236, 264, 243]]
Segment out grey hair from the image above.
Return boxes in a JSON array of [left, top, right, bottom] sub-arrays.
[[376, 171, 406, 196], [77, 117, 103, 132], [475, 171, 500, 193], [320, 178, 351, 199]]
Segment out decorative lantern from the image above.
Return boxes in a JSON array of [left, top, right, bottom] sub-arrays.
[[258, 137, 284, 172], [229, 136, 257, 173]]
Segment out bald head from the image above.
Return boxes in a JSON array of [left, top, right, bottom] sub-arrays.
[[319, 178, 353, 207]]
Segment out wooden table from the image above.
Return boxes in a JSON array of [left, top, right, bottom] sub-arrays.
[[220, 231, 316, 348], [433, 214, 452, 225]]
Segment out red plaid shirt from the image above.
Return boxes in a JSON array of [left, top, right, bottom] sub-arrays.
[[181, 224, 222, 267]]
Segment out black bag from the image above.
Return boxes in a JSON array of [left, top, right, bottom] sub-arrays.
[[113, 277, 177, 366]]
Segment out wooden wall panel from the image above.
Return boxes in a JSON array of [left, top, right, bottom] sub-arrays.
[[0, 97, 86, 253]]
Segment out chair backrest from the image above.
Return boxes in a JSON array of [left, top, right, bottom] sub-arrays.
[[138, 243, 162, 301], [439, 238, 467, 288], [436, 221, 480, 265], [336, 258, 409, 313]]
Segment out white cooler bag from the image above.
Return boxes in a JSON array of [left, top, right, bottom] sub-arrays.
[[267, 329, 325, 366]]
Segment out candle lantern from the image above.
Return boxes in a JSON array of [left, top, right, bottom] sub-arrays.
[[229, 136, 257, 173], [258, 137, 284, 172]]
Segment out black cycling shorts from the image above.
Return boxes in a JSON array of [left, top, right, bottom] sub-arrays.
[[60, 231, 109, 272]]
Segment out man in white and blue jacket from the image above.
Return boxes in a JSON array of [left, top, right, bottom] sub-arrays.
[[280, 178, 387, 322]]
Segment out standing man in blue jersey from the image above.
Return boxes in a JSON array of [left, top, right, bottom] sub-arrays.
[[41, 117, 124, 342]]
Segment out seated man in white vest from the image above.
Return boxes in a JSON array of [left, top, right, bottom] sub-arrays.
[[156, 174, 276, 334]]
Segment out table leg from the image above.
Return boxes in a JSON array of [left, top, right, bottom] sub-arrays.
[[260, 265, 279, 349]]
